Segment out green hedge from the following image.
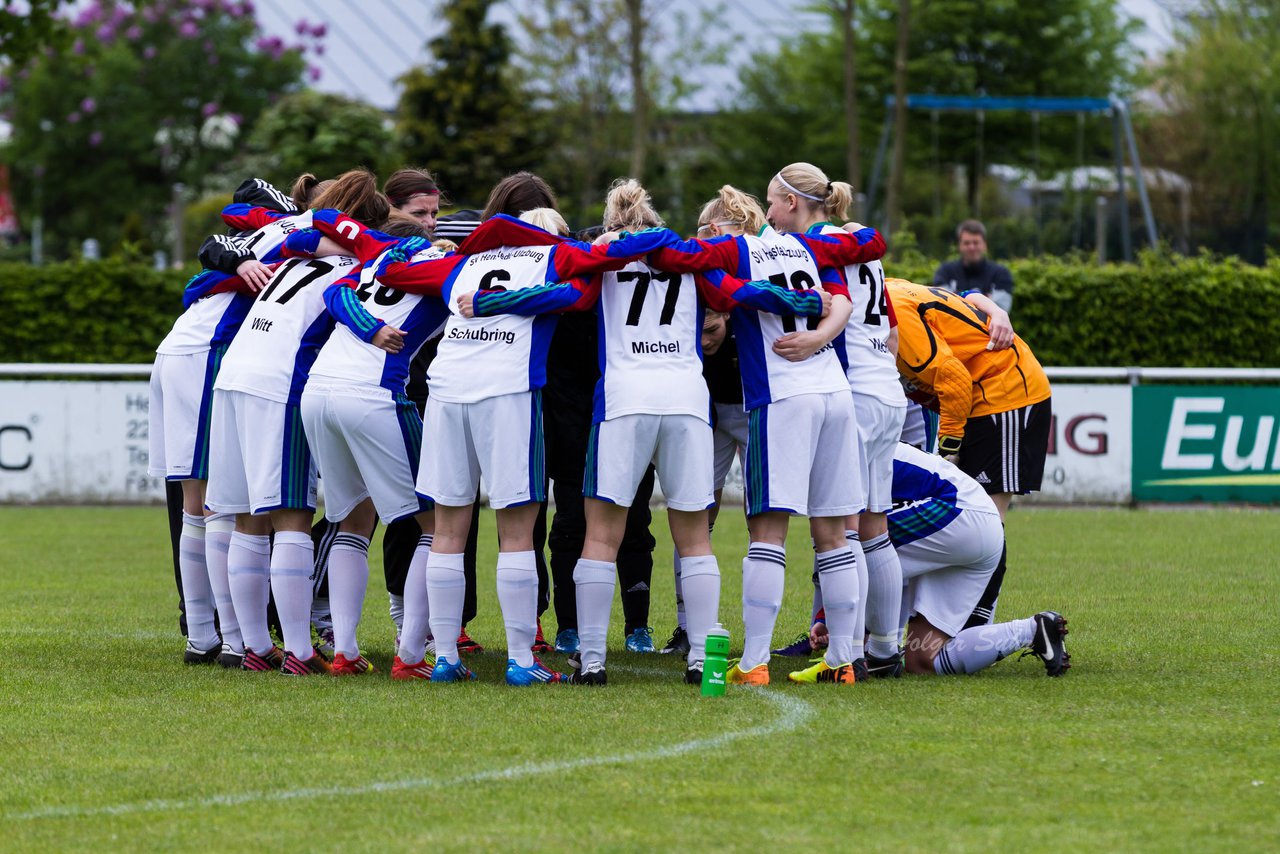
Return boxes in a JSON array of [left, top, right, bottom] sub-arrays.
[[0, 258, 194, 364], [1, 253, 1278, 367]]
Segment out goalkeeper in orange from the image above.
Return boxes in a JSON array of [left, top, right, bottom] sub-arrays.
[[887, 279, 1051, 629]]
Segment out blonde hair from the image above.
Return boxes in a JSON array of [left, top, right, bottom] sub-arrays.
[[519, 207, 570, 236], [697, 185, 766, 235], [774, 162, 853, 221], [432, 237, 459, 253], [603, 178, 664, 232]]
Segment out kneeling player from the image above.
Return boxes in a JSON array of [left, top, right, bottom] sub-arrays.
[[889, 443, 1069, 677]]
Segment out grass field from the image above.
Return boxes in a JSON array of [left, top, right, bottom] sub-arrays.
[[1, 505, 1277, 852]]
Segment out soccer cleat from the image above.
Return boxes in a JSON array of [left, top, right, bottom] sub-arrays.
[[183, 640, 221, 665], [865, 651, 904, 679], [330, 653, 376, 676], [568, 658, 607, 686], [625, 626, 655, 653], [658, 626, 690, 656], [787, 658, 857, 685], [684, 659, 704, 686], [727, 661, 770, 686], [456, 627, 484, 655], [314, 626, 335, 659], [430, 656, 476, 683], [554, 628, 580, 654], [391, 654, 436, 680], [280, 649, 331, 676], [853, 657, 869, 683], [506, 657, 567, 686], [241, 645, 285, 672], [771, 632, 815, 657], [1023, 611, 1070, 677], [532, 620, 553, 653], [217, 643, 245, 669]]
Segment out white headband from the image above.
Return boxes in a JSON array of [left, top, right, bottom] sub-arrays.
[[775, 173, 825, 202]]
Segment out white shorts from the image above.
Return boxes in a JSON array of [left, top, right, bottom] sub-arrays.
[[300, 385, 432, 524], [148, 350, 217, 480], [743, 391, 862, 518], [585, 414, 714, 511], [853, 392, 907, 513], [205, 389, 317, 515], [418, 391, 546, 510], [712, 403, 749, 492], [898, 506, 1004, 637]]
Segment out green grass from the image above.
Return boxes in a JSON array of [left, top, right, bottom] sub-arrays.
[[1, 506, 1277, 852]]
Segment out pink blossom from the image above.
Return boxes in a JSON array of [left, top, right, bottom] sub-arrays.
[[72, 39, 85, 55], [144, 46, 157, 59], [125, 25, 142, 40], [308, 65, 322, 82], [80, 97, 97, 113], [67, 111, 81, 123], [228, 113, 242, 126], [310, 22, 327, 38], [178, 21, 198, 38], [89, 131, 103, 147], [295, 19, 308, 35], [314, 44, 325, 56], [202, 102, 220, 117], [96, 23, 116, 41]]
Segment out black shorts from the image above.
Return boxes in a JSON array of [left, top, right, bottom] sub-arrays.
[[957, 398, 1051, 495]]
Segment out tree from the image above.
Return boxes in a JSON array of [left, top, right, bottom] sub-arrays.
[[1146, 0, 1280, 260], [514, 0, 726, 226], [0, 0, 71, 67], [0, 0, 311, 256], [395, 0, 543, 207], [237, 90, 395, 187], [885, 0, 910, 236]]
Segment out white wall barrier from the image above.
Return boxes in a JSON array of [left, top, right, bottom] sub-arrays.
[[2, 366, 1278, 505]]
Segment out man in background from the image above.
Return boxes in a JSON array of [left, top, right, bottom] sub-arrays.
[[933, 220, 1014, 312]]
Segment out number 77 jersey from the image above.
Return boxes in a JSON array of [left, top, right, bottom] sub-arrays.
[[214, 254, 360, 406]]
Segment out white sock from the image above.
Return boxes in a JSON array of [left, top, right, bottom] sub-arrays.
[[934, 617, 1036, 675], [227, 531, 271, 655], [679, 554, 719, 665], [741, 543, 785, 671], [815, 545, 859, 667], [672, 547, 687, 631], [204, 514, 241, 653], [574, 558, 616, 668], [863, 533, 903, 659], [178, 512, 218, 649], [426, 551, 465, 663], [845, 530, 868, 661], [270, 530, 316, 658], [496, 550, 538, 668], [397, 535, 432, 664], [389, 593, 405, 634], [328, 533, 370, 658]]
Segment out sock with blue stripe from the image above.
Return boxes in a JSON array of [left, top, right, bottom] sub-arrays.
[[205, 514, 241, 653], [741, 543, 786, 671], [574, 558, 616, 669], [397, 534, 433, 665], [329, 532, 370, 659], [426, 551, 465, 663], [227, 531, 272, 655], [934, 618, 1035, 675], [497, 550, 539, 668], [845, 530, 868, 662], [815, 545, 859, 667], [864, 532, 904, 659], [270, 530, 316, 659], [179, 512, 218, 651]]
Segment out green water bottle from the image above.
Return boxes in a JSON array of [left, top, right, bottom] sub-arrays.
[[702, 623, 730, 697]]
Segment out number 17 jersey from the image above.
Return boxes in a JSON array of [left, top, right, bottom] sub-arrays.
[[595, 261, 707, 423], [214, 254, 359, 405]]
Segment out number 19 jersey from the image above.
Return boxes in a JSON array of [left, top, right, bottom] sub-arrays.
[[594, 261, 707, 423], [214, 254, 359, 405], [734, 227, 850, 409]]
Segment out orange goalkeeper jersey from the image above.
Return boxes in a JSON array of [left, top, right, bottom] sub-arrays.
[[887, 280, 1051, 439]]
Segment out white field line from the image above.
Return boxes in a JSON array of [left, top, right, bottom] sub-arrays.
[[8, 682, 814, 822]]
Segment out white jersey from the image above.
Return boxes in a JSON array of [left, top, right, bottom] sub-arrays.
[[733, 227, 850, 409], [890, 442, 996, 517], [426, 244, 556, 404], [309, 247, 450, 396], [156, 211, 314, 356], [595, 261, 708, 422], [214, 253, 359, 405], [818, 224, 906, 406]]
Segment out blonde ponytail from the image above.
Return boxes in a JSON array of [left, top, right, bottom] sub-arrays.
[[775, 162, 852, 221], [698, 185, 766, 235], [603, 178, 664, 232]]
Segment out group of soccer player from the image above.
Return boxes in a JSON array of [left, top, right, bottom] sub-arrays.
[[150, 159, 1070, 689]]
